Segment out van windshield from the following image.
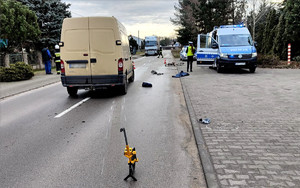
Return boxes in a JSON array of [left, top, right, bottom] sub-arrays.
[[219, 34, 253, 47], [145, 41, 157, 47]]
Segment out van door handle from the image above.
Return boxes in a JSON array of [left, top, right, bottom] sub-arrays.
[[90, 58, 97, 63]]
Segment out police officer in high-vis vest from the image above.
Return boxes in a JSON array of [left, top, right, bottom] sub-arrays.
[[54, 45, 61, 74], [186, 41, 195, 72]]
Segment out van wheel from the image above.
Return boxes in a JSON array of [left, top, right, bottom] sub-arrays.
[[249, 67, 256, 73], [120, 76, 128, 95], [217, 63, 223, 73], [129, 69, 134, 83], [67, 87, 78, 97]]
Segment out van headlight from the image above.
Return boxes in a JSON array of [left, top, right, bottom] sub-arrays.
[[252, 52, 257, 58], [220, 53, 227, 58]]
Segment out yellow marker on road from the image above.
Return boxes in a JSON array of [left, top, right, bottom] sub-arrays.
[[120, 128, 138, 181]]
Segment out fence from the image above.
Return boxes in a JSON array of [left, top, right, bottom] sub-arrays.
[[0, 52, 45, 69]]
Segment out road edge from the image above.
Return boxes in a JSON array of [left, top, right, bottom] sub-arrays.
[[0, 81, 60, 100], [178, 73, 220, 188]]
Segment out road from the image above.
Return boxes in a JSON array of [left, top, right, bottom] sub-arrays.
[[0, 51, 206, 188]]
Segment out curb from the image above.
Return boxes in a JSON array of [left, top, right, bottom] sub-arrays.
[[178, 72, 220, 188], [0, 80, 60, 100]]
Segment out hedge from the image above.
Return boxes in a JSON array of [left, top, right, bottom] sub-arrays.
[[0, 62, 34, 82]]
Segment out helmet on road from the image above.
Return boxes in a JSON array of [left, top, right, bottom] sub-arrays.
[[55, 45, 59, 49]]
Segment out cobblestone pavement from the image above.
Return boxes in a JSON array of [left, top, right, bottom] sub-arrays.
[[178, 64, 300, 187]]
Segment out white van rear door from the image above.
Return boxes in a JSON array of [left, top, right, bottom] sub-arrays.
[[89, 28, 116, 79], [63, 20, 92, 77]]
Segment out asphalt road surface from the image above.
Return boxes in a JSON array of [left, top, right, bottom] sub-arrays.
[[0, 51, 206, 188]]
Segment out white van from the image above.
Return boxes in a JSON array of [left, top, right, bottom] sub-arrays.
[[59, 17, 134, 96]]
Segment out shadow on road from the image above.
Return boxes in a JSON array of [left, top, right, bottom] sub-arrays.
[[69, 86, 129, 99], [212, 67, 254, 74]]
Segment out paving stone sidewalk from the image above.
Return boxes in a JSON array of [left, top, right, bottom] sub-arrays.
[[178, 63, 300, 187]]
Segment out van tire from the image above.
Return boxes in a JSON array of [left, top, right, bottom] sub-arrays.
[[120, 76, 128, 95], [67, 87, 78, 97], [217, 63, 223, 73], [129, 69, 134, 83], [249, 67, 256, 73]]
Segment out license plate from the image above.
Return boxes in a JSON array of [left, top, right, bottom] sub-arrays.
[[235, 62, 246, 65], [69, 64, 86, 68]]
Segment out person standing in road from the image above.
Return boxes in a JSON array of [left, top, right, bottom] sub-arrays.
[[42, 46, 52, 74], [54, 45, 61, 74], [186, 41, 195, 72], [157, 46, 163, 58]]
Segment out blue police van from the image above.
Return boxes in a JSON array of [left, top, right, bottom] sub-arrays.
[[196, 24, 257, 73]]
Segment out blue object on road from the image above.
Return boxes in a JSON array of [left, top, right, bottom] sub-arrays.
[[199, 118, 210, 124], [142, 82, 152, 87], [172, 71, 190, 78]]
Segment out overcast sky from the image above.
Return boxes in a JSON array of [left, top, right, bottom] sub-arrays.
[[63, 0, 179, 39]]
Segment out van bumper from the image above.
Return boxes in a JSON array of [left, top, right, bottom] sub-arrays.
[[61, 75, 125, 89], [218, 57, 257, 69]]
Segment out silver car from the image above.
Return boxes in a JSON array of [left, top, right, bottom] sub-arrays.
[[180, 45, 196, 61]]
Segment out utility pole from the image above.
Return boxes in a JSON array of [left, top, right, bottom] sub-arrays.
[[252, 0, 256, 41], [138, 30, 140, 51]]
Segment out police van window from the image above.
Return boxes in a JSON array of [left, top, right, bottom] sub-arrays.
[[212, 31, 217, 40], [219, 34, 253, 47]]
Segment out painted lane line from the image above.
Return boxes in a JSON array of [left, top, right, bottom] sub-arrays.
[[54, 97, 91, 118], [101, 158, 105, 175]]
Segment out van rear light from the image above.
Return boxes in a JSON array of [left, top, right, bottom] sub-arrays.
[[118, 58, 123, 72], [61, 60, 65, 74]]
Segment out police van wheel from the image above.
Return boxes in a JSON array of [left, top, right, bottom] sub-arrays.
[[217, 64, 223, 73], [67, 87, 78, 97]]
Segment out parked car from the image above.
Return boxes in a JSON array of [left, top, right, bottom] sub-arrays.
[[180, 45, 196, 61]]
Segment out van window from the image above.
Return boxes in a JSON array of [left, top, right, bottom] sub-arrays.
[[120, 31, 129, 46], [65, 30, 89, 52], [90, 29, 115, 53], [145, 41, 157, 47], [219, 34, 253, 47]]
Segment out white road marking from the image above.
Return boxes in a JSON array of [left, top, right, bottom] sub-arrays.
[[54, 97, 91, 118], [101, 158, 105, 175]]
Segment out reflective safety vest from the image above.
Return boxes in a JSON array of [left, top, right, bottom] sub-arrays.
[[187, 46, 194, 56], [55, 52, 60, 63]]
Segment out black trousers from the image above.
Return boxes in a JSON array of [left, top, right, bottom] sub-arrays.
[[187, 56, 193, 72]]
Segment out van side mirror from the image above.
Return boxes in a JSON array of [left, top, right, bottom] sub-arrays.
[[212, 43, 218, 49], [254, 41, 258, 47], [116, 40, 122, 45]]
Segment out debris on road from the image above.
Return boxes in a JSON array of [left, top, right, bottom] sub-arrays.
[[151, 70, 164, 75], [165, 62, 176, 66], [120, 128, 138, 181], [199, 118, 211, 124], [142, 82, 152, 87], [172, 71, 189, 78], [177, 62, 184, 66]]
